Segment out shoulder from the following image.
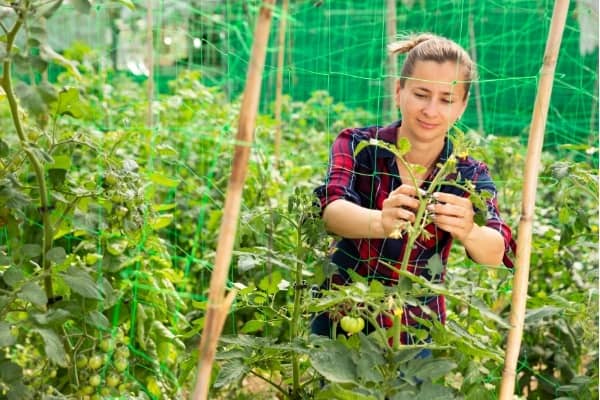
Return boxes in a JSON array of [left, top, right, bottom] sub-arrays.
[[334, 125, 383, 142], [457, 155, 491, 178]]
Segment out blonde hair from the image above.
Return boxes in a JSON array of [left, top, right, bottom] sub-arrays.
[[388, 33, 475, 100]]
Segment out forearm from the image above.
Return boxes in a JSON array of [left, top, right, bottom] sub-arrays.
[[461, 225, 505, 266], [322, 199, 386, 239]]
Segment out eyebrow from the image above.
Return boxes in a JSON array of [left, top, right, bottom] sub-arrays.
[[414, 87, 457, 97]]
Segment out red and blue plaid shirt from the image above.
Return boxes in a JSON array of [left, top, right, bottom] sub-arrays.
[[314, 120, 515, 343]]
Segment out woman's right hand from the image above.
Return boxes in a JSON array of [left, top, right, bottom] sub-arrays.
[[381, 184, 421, 238]]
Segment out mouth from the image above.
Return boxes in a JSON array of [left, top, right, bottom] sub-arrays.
[[417, 119, 439, 130]]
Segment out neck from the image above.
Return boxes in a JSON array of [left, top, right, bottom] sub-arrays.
[[399, 135, 446, 169]]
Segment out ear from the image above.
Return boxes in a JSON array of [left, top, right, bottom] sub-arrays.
[[394, 79, 402, 106]]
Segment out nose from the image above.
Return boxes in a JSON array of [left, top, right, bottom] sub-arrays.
[[422, 100, 438, 117]]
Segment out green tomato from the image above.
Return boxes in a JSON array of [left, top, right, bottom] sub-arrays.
[[81, 385, 94, 395], [340, 316, 365, 335], [116, 345, 130, 358], [146, 377, 162, 397], [76, 355, 88, 369], [114, 357, 128, 372], [88, 354, 104, 370], [104, 172, 118, 186], [106, 373, 120, 387], [89, 374, 101, 387], [99, 338, 112, 353], [114, 206, 128, 218], [85, 253, 101, 265]]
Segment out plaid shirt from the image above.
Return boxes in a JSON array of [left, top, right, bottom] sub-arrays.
[[314, 120, 515, 343]]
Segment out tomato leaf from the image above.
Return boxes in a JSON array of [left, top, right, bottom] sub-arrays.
[[18, 282, 47, 306], [0, 322, 16, 348], [32, 328, 68, 367]]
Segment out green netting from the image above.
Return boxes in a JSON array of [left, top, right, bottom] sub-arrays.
[[1, 0, 598, 399], [48, 0, 598, 150]]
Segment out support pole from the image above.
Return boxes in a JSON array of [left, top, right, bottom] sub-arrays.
[[191, 1, 276, 399], [274, 0, 289, 163], [499, 1, 570, 398]]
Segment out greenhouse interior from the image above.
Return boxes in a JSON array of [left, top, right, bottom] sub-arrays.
[[0, 0, 598, 399]]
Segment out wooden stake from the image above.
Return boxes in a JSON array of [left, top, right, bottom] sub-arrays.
[[274, 0, 289, 163], [191, 1, 276, 399], [146, 0, 154, 128], [385, 0, 397, 121], [499, 1, 570, 398]]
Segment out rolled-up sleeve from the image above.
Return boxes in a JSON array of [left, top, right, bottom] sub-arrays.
[[473, 162, 517, 268], [314, 129, 362, 214]]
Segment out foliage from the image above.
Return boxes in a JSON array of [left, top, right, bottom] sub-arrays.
[[0, 2, 597, 399]]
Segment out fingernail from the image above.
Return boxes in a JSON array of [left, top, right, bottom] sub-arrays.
[[432, 192, 440, 199], [427, 205, 434, 211]]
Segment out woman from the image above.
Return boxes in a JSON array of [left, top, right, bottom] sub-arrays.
[[313, 33, 515, 344]]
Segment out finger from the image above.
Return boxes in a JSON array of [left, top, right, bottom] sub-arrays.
[[390, 184, 422, 198], [432, 192, 472, 207], [428, 202, 472, 219], [385, 194, 420, 210], [395, 207, 415, 222], [430, 214, 464, 229]]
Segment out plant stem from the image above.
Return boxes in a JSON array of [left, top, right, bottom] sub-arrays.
[[290, 219, 303, 398], [1, 12, 54, 300], [248, 370, 288, 397], [398, 158, 455, 271]]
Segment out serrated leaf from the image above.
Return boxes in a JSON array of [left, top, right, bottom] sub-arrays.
[[31, 309, 71, 326], [107, 238, 128, 255], [18, 281, 47, 306], [46, 247, 66, 264], [240, 320, 264, 334], [0, 360, 22, 383], [396, 137, 411, 155], [149, 172, 179, 188], [309, 341, 357, 383], [47, 155, 71, 170], [470, 297, 510, 328], [425, 253, 444, 276], [316, 383, 378, 400], [149, 214, 174, 230], [524, 306, 562, 324], [86, 310, 109, 329], [412, 359, 457, 380], [0, 322, 16, 347], [214, 359, 249, 388], [32, 328, 68, 367], [60, 267, 102, 299], [3, 266, 24, 287], [52, 87, 85, 118], [22, 243, 42, 259]]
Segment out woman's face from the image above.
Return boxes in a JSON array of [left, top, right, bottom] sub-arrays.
[[395, 60, 468, 145]]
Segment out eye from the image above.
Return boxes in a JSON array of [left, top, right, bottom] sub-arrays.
[[415, 93, 427, 98]]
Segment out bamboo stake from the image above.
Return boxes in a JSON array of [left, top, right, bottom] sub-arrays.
[[145, 0, 154, 128], [385, 0, 397, 121], [191, 1, 276, 399], [499, 1, 570, 398], [274, 0, 289, 163]]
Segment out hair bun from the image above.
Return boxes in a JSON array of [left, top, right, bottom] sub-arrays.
[[388, 33, 437, 55]]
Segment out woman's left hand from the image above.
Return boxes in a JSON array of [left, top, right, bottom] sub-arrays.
[[427, 192, 476, 242]]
